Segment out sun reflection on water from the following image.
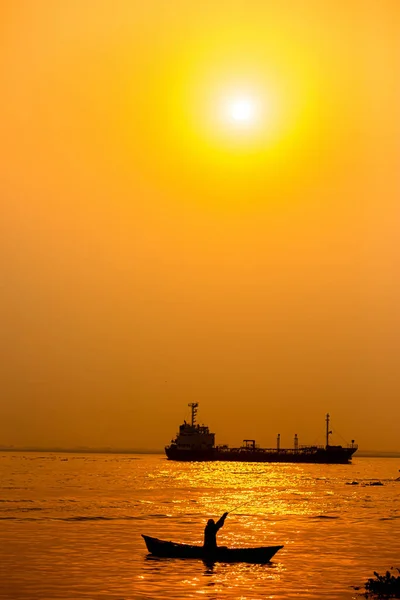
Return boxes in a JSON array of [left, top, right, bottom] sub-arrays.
[[168, 461, 327, 521]]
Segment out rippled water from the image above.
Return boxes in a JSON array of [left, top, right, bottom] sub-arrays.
[[0, 452, 399, 599]]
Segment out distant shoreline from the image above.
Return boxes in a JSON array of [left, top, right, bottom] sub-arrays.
[[356, 450, 400, 458], [0, 447, 163, 455], [0, 448, 399, 458]]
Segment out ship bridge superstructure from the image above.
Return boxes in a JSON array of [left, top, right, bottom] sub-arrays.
[[167, 403, 215, 452]]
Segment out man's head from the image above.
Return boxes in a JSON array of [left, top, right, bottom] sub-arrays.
[[207, 519, 215, 526]]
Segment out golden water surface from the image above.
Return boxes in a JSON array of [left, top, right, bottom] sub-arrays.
[[0, 453, 399, 599]]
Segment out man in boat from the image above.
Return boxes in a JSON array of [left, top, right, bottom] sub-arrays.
[[203, 512, 228, 551]]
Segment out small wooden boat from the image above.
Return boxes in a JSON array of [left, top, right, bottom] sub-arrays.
[[142, 535, 283, 563]]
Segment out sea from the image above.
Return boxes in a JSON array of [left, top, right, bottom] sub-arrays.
[[0, 453, 399, 600]]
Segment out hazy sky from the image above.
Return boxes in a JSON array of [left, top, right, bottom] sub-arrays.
[[1, 1, 399, 451]]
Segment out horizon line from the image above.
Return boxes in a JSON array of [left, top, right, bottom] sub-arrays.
[[0, 447, 400, 458]]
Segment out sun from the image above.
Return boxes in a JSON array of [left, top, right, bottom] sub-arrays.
[[228, 98, 255, 123], [219, 92, 263, 134], [186, 71, 285, 151]]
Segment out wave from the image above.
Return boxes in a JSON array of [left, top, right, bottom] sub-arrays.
[[310, 515, 340, 519], [0, 506, 43, 512], [0, 499, 34, 502], [62, 515, 128, 522], [0, 517, 39, 521], [0, 514, 171, 522]]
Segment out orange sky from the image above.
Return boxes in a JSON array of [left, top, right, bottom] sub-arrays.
[[1, 1, 399, 451]]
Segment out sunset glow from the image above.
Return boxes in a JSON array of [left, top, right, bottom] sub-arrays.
[[1, 1, 399, 454]]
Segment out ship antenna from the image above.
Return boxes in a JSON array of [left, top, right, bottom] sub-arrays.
[[188, 402, 198, 427], [326, 413, 332, 447]]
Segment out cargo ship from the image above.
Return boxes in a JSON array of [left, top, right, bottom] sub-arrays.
[[165, 403, 358, 464]]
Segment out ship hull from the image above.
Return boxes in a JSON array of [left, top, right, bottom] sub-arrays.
[[165, 446, 356, 464]]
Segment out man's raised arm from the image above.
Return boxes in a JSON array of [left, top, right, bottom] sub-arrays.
[[215, 512, 228, 530]]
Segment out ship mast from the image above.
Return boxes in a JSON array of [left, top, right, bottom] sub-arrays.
[[326, 413, 332, 447], [188, 402, 198, 427]]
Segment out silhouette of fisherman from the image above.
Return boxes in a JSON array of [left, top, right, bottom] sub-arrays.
[[203, 512, 228, 551]]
